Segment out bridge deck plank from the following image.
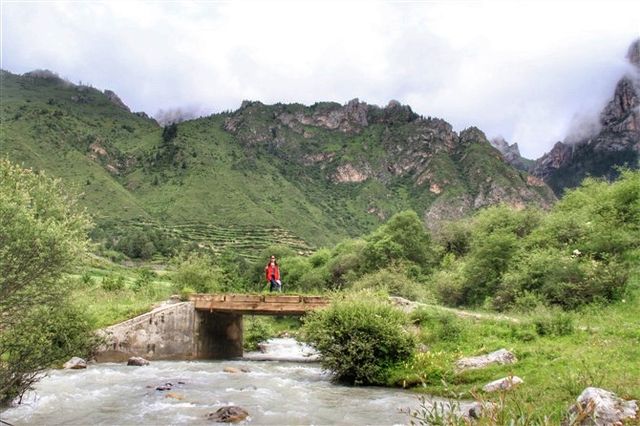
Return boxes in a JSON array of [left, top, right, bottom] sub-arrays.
[[189, 293, 328, 316]]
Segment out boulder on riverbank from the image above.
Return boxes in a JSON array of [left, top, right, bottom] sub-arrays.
[[455, 349, 517, 372], [207, 406, 249, 423], [63, 357, 87, 369], [127, 356, 150, 366], [482, 376, 523, 392], [568, 387, 638, 425]]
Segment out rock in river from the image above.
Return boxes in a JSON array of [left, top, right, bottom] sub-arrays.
[[127, 356, 150, 366], [207, 406, 249, 423], [63, 357, 87, 369]]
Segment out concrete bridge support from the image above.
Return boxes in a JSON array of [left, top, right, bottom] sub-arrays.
[[95, 301, 243, 361]]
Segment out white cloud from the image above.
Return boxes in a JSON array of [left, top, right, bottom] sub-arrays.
[[1, 0, 638, 158]]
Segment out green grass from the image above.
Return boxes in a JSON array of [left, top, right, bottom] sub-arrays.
[[390, 275, 640, 422], [69, 257, 174, 328]]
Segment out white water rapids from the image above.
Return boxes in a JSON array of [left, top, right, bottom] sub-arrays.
[[0, 338, 445, 425]]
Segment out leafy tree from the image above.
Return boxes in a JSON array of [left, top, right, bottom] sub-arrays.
[[363, 210, 435, 271], [0, 159, 94, 404]]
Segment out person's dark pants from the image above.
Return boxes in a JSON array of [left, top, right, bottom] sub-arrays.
[[269, 279, 281, 292]]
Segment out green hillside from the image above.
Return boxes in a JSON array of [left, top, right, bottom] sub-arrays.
[[0, 70, 556, 258]]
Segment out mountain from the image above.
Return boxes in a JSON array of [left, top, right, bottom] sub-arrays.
[[531, 39, 640, 194], [0, 69, 555, 257], [490, 136, 534, 172]]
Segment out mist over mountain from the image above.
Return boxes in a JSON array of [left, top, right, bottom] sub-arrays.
[[530, 39, 640, 194]]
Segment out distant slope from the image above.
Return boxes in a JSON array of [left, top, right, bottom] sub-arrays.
[[1, 69, 556, 255]]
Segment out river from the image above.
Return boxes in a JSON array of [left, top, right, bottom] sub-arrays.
[[0, 338, 443, 425]]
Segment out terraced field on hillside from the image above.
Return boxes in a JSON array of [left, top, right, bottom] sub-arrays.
[[121, 220, 314, 260]]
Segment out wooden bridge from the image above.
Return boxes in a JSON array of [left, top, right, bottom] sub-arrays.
[[189, 293, 329, 315], [97, 293, 330, 362]]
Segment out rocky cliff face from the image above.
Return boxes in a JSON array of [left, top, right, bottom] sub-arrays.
[[532, 39, 640, 194], [490, 137, 533, 171], [222, 98, 556, 227]]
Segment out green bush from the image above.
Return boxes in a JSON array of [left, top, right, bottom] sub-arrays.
[[0, 303, 97, 403], [531, 308, 575, 337], [102, 274, 125, 292], [301, 290, 415, 385], [172, 253, 222, 293], [410, 308, 465, 343], [244, 317, 275, 351], [350, 266, 429, 302]]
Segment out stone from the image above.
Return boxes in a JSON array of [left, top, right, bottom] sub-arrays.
[[63, 357, 87, 369], [455, 349, 517, 372], [207, 406, 249, 423], [465, 401, 497, 419], [223, 366, 241, 374], [569, 387, 638, 425], [165, 392, 184, 400], [482, 376, 524, 392], [127, 356, 150, 366], [156, 383, 173, 391]]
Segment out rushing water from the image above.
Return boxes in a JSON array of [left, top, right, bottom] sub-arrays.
[[0, 338, 441, 425]]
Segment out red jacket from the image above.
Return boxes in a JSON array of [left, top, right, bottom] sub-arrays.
[[265, 263, 280, 281]]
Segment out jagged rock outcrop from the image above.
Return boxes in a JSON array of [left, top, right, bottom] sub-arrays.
[[533, 39, 640, 194], [490, 137, 532, 171], [104, 89, 131, 112]]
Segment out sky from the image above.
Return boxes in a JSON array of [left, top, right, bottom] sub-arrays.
[[1, 1, 639, 158]]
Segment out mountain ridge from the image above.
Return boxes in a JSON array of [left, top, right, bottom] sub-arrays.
[[1, 68, 555, 256]]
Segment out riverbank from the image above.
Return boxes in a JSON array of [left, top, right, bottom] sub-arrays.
[[387, 286, 640, 423]]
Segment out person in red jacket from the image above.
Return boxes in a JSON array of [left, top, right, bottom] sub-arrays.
[[265, 255, 281, 292]]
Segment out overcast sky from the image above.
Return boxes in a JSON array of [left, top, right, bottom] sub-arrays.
[[1, 1, 638, 158]]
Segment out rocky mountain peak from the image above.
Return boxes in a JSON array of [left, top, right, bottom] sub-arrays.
[[459, 127, 487, 144], [104, 89, 131, 112], [532, 39, 640, 194]]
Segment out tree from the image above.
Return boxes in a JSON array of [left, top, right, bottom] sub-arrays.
[[0, 159, 93, 404]]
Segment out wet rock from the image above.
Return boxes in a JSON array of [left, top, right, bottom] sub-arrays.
[[207, 406, 249, 423], [165, 392, 184, 400], [240, 385, 257, 391], [465, 401, 497, 419], [257, 343, 268, 353], [240, 367, 251, 373], [568, 387, 638, 425], [127, 356, 150, 366], [482, 376, 523, 392], [63, 357, 87, 369], [156, 382, 173, 391], [223, 367, 241, 374], [455, 349, 517, 372]]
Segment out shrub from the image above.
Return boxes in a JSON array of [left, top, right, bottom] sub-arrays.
[[244, 317, 275, 351], [301, 290, 415, 385], [102, 274, 125, 292], [0, 303, 97, 403], [172, 253, 222, 293], [410, 308, 465, 343], [350, 266, 429, 302], [530, 308, 575, 337]]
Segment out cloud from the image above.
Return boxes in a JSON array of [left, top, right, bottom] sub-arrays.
[[2, 0, 639, 158]]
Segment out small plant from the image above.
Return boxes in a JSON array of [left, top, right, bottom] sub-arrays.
[[244, 317, 275, 351], [102, 274, 125, 292]]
